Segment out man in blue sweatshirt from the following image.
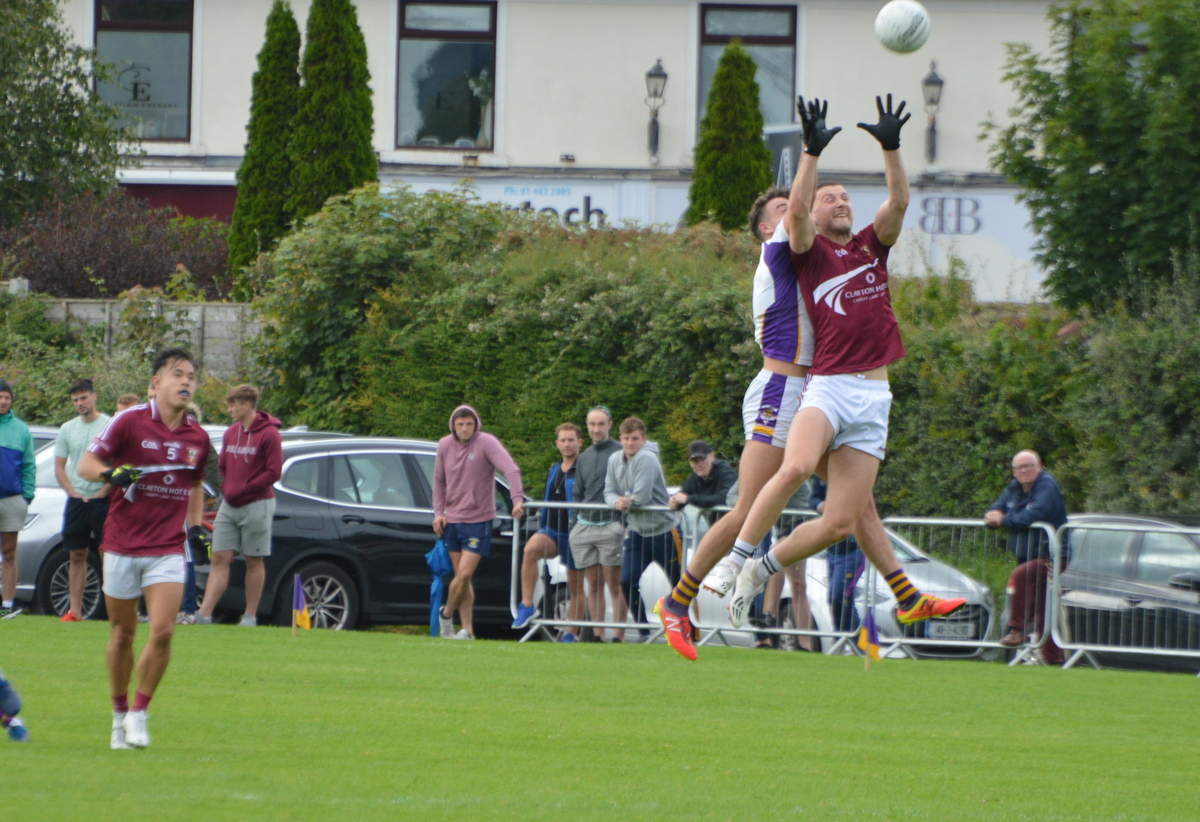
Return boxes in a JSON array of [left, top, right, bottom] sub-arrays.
[[0, 380, 36, 619], [985, 449, 1068, 664]]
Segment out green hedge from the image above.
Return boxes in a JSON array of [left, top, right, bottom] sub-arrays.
[[251, 184, 1200, 515], [14, 183, 1200, 518]]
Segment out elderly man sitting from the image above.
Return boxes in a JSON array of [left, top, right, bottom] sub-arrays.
[[984, 449, 1068, 665]]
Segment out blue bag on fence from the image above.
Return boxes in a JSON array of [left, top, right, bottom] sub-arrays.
[[425, 539, 453, 635]]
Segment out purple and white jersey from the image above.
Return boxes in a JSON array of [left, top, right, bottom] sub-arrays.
[[753, 223, 814, 366]]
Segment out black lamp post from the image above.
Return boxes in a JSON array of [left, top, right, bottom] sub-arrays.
[[645, 59, 668, 165], [922, 61, 944, 166]]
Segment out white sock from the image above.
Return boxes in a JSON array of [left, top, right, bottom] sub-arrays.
[[756, 549, 784, 583], [730, 539, 757, 567], [2, 601, 12, 609]]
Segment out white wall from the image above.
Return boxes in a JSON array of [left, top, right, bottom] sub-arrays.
[[801, 0, 1052, 176], [57, 0, 1052, 175]]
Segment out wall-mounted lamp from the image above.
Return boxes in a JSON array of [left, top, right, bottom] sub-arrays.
[[645, 59, 668, 165], [921, 61, 944, 166]]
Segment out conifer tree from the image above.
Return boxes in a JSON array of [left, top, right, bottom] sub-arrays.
[[686, 41, 773, 230], [285, 0, 377, 224], [228, 0, 300, 297]]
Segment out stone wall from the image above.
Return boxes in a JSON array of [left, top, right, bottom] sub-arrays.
[[41, 298, 259, 378]]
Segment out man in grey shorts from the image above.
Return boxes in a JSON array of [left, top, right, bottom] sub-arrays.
[[568, 406, 628, 641], [196, 385, 282, 626]]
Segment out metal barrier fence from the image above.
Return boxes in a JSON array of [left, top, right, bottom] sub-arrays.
[[879, 518, 1060, 664], [507, 507, 1200, 673], [511, 500, 857, 649], [1052, 522, 1200, 674]]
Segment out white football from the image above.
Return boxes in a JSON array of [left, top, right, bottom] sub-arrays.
[[875, 0, 931, 54]]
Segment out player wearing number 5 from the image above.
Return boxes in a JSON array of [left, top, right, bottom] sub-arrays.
[[79, 348, 212, 750]]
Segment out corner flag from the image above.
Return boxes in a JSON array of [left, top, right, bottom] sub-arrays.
[[857, 608, 881, 666], [292, 573, 311, 634]]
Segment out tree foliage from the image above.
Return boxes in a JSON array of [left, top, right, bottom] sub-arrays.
[[0, 0, 127, 228], [254, 184, 513, 429], [686, 41, 773, 230], [285, 0, 376, 224], [986, 0, 1200, 312], [0, 188, 229, 298], [228, 0, 301, 295]]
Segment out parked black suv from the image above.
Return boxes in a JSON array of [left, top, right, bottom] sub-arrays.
[[197, 437, 530, 630]]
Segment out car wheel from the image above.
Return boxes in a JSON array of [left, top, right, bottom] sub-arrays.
[[36, 547, 105, 620], [276, 562, 359, 630]]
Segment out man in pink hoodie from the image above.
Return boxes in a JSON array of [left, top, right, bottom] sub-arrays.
[[434, 405, 525, 639], [196, 385, 283, 627]]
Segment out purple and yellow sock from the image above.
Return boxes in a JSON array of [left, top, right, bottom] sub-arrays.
[[664, 570, 703, 616], [885, 568, 920, 609]]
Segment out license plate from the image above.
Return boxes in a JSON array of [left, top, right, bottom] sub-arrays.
[[927, 621, 975, 639]]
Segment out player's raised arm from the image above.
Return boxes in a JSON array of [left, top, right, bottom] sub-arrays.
[[857, 94, 912, 246], [788, 97, 840, 255]]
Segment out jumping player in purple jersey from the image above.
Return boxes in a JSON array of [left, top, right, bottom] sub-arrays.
[[726, 96, 966, 629], [79, 348, 211, 749]]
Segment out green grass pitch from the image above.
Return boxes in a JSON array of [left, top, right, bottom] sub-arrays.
[[1, 616, 1195, 821]]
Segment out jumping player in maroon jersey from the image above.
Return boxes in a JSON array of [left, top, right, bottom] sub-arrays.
[[79, 348, 212, 749], [728, 96, 965, 628]]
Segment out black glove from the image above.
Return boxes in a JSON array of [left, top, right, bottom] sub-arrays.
[[101, 465, 141, 488], [797, 96, 842, 157], [188, 525, 212, 564], [856, 94, 911, 151]]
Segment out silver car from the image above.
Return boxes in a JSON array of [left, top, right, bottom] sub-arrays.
[[12, 446, 104, 617]]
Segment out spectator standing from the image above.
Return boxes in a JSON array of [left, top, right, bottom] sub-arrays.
[[985, 450, 1068, 664], [668, 441, 737, 513], [434, 405, 525, 640], [78, 348, 211, 749], [196, 385, 282, 627], [604, 417, 680, 628], [115, 394, 141, 413], [0, 379, 36, 619], [54, 379, 112, 621], [513, 423, 583, 641], [746, 482, 812, 650], [811, 477, 865, 634], [568, 406, 628, 642]]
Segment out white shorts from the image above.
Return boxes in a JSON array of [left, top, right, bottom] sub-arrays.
[[742, 369, 807, 449], [799, 373, 892, 460], [102, 553, 187, 600]]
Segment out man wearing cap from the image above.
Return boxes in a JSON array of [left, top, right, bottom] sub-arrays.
[[669, 441, 738, 513], [0, 379, 36, 619]]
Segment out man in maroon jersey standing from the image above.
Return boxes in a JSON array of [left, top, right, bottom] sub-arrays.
[[79, 348, 212, 750]]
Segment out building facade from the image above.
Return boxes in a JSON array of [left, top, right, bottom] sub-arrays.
[[63, 0, 1053, 301]]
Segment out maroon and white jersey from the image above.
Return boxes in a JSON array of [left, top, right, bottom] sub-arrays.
[[87, 400, 210, 557], [791, 224, 906, 375]]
